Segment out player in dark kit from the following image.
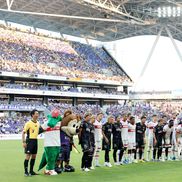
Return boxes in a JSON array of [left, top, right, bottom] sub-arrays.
[[79, 113, 92, 172], [88, 115, 95, 170], [102, 115, 114, 167], [153, 119, 164, 161], [136, 116, 146, 162], [112, 115, 123, 165]]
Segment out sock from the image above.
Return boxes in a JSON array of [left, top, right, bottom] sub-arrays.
[[175, 150, 178, 159], [147, 150, 150, 161], [168, 148, 172, 160], [117, 150, 120, 162], [134, 149, 137, 160], [153, 149, 156, 160], [162, 148, 165, 161], [119, 150, 123, 162], [139, 149, 143, 160], [24, 159, 29, 173], [113, 150, 117, 162], [128, 150, 131, 163], [157, 148, 162, 159], [165, 148, 168, 159], [30, 159, 35, 173], [124, 150, 128, 161]]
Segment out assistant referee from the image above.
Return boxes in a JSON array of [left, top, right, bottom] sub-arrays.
[[22, 109, 40, 176]]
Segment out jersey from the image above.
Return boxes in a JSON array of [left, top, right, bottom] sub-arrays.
[[93, 120, 103, 142], [42, 121, 61, 147], [80, 121, 91, 141], [112, 122, 123, 150], [154, 124, 164, 145], [23, 120, 40, 139], [102, 123, 112, 141], [128, 123, 136, 144], [80, 121, 92, 151], [147, 121, 158, 139], [102, 122, 112, 150], [163, 125, 173, 140], [136, 122, 146, 142], [121, 120, 128, 141], [163, 124, 173, 146]]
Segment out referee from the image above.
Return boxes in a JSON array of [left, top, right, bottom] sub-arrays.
[[22, 109, 40, 176]]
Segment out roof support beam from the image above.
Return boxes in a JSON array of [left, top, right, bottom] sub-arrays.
[[0, 8, 132, 23], [165, 26, 182, 64], [140, 27, 163, 78], [6, 0, 15, 10], [79, 0, 151, 25]]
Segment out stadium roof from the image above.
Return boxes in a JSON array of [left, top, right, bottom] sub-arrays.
[[1, 0, 182, 42]]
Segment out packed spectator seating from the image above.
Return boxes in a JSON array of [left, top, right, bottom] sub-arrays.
[[0, 27, 131, 83], [0, 115, 46, 134], [1, 101, 182, 134], [0, 82, 124, 95], [0, 98, 44, 111]]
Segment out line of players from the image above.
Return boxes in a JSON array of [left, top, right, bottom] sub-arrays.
[[79, 112, 182, 172]]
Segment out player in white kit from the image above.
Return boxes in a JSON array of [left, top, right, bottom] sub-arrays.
[[128, 116, 136, 164], [93, 112, 108, 167], [176, 121, 182, 160], [121, 114, 129, 164], [162, 120, 174, 161], [146, 114, 158, 161], [171, 113, 178, 160]]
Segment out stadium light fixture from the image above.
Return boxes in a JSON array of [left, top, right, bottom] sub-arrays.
[[157, 6, 182, 17]]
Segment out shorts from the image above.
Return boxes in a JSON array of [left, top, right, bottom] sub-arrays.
[[147, 137, 154, 147], [81, 142, 91, 152], [122, 139, 128, 148], [95, 140, 102, 152], [154, 140, 162, 149], [136, 139, 145, 148], [59, 145, 70, 162], [172, 134, 177, 146], [128, 142, 136, 150], [164, 138, 172, 148], [102, 139, 111, 151], [113, 140, 123, 150], [25, 139, 38, 154]]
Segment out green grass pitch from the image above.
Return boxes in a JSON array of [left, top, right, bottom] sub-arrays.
[[0, 139, 182, 182]]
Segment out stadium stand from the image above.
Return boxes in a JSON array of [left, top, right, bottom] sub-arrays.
[[0, 27, 131, 83], [0, 26, 131, 119], [0, 101, 181, 134]]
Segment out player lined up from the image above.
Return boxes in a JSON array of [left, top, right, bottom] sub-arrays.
[[79, 112, 182, 172]]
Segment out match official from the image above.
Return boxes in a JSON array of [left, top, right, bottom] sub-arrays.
[[22, 109, 40, 176]]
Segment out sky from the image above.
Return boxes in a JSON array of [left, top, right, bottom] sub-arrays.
[[106, 35, 182, 92]]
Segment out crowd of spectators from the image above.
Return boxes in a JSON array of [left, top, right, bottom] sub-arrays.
[[0, 82, 124, 95], [0, 27, 131, 83], [0, 98, 43, 111], [1, 100, 182, 134]]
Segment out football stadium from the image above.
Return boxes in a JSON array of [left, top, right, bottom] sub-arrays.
[[1, 0, 182, 182]]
